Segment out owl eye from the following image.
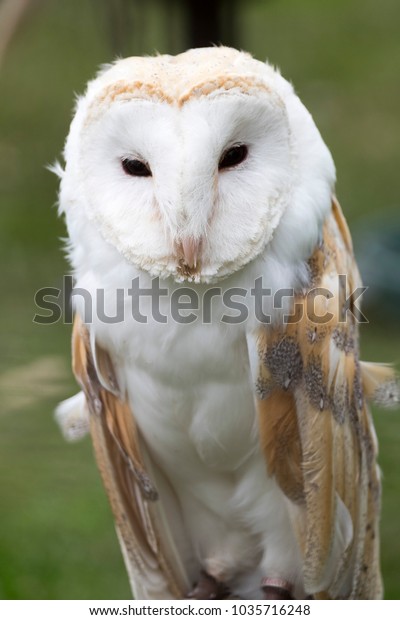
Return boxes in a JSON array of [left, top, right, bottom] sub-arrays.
[[219, 144, 248, 170], [121, 157, 152, 177]]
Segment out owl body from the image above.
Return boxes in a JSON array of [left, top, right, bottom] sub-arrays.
[[56, 47, 398, 599], [83, 266, 305, 598]]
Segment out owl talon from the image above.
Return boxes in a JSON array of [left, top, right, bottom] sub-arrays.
[[261, 578, 294, 600], [187, 570, 230, 599]]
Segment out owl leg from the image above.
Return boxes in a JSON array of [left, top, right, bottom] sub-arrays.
[[261, 577, 294, 600], [187, 570, 230, 600]]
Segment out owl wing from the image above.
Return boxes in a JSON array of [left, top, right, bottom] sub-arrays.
[[71, 317, 189, 599], [255, 198, 398, 599]]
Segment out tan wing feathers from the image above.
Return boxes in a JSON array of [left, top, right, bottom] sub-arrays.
[[72, 318, 157, 501], [256, 198, 392, 598], [258, 389, 304, 503], [72, 316, 185, 599]]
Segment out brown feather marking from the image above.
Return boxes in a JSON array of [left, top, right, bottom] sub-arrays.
[[72, 316, 184, 599], [348, 401, 381, 599], [295, 391, 336, 592], [258, 390, 304, 504], [332, 196, 353, 252], [178, 75, 273, 106], [358, 406, 382, 598], [72, 319, 157, 501], [256, 197, 386, 598]]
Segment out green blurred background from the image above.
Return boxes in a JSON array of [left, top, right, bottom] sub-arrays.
[[0, 0, 399, 600]]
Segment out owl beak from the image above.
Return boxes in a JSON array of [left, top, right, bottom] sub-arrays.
[[181, 237, 201, 269]]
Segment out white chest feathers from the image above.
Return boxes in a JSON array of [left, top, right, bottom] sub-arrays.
[[124, 321, 257, 473]]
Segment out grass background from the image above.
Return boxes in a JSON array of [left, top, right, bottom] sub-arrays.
[[0, 0, 399, 599]]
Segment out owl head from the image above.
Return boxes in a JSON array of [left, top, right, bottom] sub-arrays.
[[58, 47, 335, 284]]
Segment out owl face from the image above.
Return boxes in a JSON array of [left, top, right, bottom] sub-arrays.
[[61, 48, 335, 284]]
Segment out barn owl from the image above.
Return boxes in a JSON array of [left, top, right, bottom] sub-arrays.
[[55, 47, 399, 600]]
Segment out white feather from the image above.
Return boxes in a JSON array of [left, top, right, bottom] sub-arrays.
[[55, 392, 89, 441]]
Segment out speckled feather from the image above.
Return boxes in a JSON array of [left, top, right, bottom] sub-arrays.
[[256, 198, 396, 599]]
